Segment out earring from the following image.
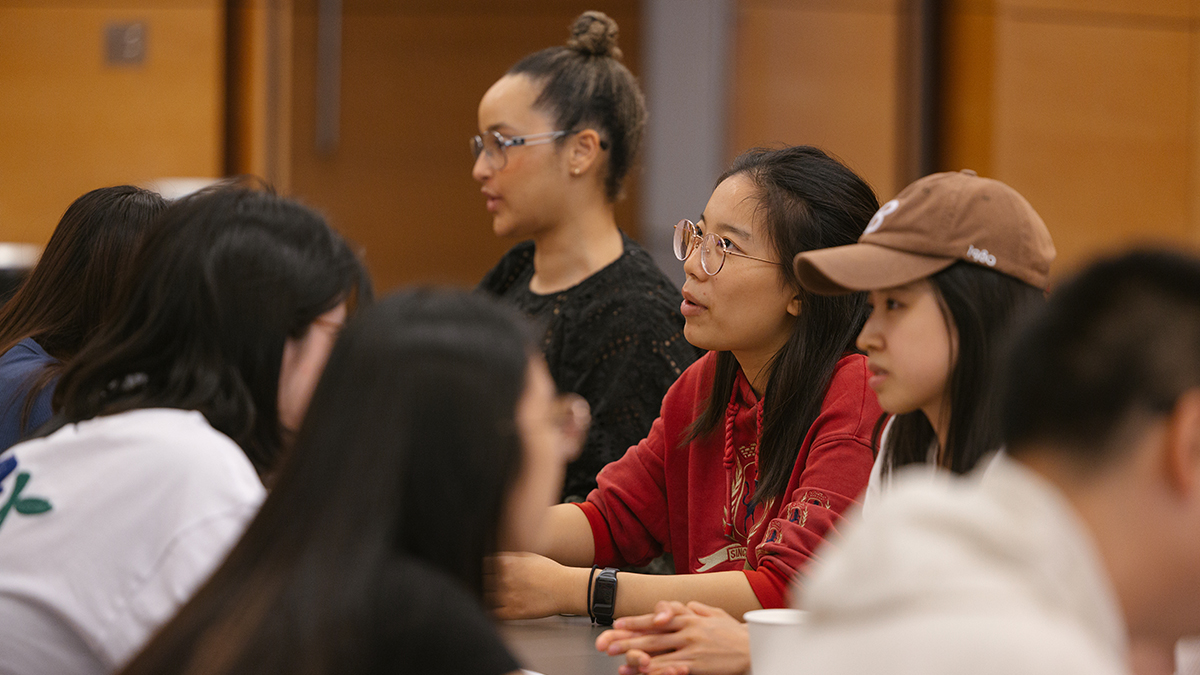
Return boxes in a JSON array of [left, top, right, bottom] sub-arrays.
[[572, 168, 581, 176]]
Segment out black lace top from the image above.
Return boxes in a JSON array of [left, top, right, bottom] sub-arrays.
[[480, 234, 703, 501]]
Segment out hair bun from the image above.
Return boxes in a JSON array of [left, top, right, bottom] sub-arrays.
[[567, 11, 622, 60]]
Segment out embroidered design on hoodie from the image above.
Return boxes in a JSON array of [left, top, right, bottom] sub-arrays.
[[0, 455, 53, 531], [758, 490, 833, 553]]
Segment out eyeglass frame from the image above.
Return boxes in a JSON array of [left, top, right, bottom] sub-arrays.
[[470, 129, 572, 171], [673, 219, 782, 276]]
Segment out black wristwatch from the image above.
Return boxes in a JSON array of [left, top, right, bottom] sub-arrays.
[[591, 567, 619, 625]]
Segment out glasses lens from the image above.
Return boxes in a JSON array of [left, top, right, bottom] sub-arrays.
[[470, 135, 484, 159], [699, 233, 725, 276], [673, 220, 692, 261], [485, 132, 507, 170]]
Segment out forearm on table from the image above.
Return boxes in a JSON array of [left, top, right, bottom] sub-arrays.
[[531, 503, 595, 567], [554, 568, 762, 620]]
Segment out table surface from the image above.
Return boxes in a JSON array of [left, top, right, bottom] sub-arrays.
[[501, 615, 625, 675]]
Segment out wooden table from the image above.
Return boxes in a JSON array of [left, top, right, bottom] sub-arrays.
[[502, 615, 625, 674]]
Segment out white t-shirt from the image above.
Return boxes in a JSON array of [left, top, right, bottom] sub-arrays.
[[787, 453, 1128, 675], [0, 408, 265, 675]]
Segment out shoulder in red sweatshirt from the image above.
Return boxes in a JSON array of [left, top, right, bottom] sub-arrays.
[[577, 350, 880, 608]]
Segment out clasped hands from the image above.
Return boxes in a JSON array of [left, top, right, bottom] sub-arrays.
[[597, 601, 749, 675]]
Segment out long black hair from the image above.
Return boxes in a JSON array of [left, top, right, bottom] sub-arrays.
[[0, 186, 166, 430], [117, 290, 536, 675], [881, 262, 1045, 475], [508, 11, 645, 201], [691, 146, 879, 503], [51, 186, 371, 475]]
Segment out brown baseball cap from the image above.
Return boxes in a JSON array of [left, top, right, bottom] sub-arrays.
[[793, 170, 1056, 294]]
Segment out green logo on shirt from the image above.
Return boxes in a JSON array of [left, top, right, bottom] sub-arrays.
[[0, 455, 52, 531]]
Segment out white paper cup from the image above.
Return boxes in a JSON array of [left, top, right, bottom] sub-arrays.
[[744, 608, 806, 675]]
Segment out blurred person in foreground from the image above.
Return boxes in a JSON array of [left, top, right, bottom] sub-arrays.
[[0, 187, 369, 674], [117, 290, 589, 675]]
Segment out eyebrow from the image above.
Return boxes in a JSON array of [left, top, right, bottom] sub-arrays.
[[697, 215, 752, 242]]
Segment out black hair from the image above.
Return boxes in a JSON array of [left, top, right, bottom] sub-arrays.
[[0, 186, 166, 430], [117, 289, 537, 675], [51, 185, 371, 475], [691, 146, 879, 503], [881, 262, 1045, 475], [1003, 249, 1200, 465], [508, 10, 646, 201]]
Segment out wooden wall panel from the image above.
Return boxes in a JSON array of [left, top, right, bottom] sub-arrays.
[[993, 6, 1191, 273], [0, 0, 223, 244], [943, 0, 1200, 278], [287, 0, 642, 292], [730, 0, 903, 203]]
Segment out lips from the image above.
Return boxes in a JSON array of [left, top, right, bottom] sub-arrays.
[[680, 288, 707, 318], [866, 362, 888, 390], [481, 189, 501, 213]]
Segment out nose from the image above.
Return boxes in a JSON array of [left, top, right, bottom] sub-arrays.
[[682, 240, 705, 280], [472, 149, 492, 183], [856, 308, 882, 354]]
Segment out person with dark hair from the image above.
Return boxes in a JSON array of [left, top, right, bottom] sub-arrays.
[[0, 185, 167, 451], [491, 145, 883, 624], [475, 10, 701, 501], [596, 169, 1056, 675], [794, 169, 1054, 509], [0, 186, 370, 675], [116, 289, 589, 675], [779, 248, 1200, 674]]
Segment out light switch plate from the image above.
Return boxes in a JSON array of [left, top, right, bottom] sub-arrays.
[[105, 22, 146, 66]]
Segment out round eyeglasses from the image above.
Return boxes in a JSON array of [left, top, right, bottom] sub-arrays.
[[673, 219, 781, 276], [470, 130, 570, 171]]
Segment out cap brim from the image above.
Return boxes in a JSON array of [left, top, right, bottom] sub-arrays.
[[794, 243, 957, 295]]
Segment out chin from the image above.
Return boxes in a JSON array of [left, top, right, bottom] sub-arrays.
[[682, 324, 714, 353]]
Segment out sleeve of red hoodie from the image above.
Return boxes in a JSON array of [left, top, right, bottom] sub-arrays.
[[743, 355, 880, 608], [573, 354, 712, 569]]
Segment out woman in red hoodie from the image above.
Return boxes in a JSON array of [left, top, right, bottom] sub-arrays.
[[492, 145, 883, 622]]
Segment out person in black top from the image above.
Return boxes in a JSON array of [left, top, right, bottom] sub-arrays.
[[117, 290, 590, 675], [474, 11, 702, 501]]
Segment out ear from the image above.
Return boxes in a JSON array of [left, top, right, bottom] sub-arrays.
[[1163, 389, 1200, 497], [786, 294, 802, 318], [567, 128, 604, 176]]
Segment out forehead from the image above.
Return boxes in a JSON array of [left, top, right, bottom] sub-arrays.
[[704, 174, 764, 233], [477, 74, 551, 131]]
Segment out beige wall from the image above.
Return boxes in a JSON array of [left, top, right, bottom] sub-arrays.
[[0, 0, 224, 243]]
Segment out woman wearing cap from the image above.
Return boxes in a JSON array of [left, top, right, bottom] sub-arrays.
[[474, 11, 701, 502], [599, 169, 1055, 675], [489, 145, 883, 625], [794, 168, 1054, 511]]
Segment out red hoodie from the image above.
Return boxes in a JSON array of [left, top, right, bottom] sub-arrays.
[[576, 350, 880, 608]]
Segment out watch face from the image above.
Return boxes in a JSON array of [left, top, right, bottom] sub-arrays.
[[592, 568, 618, 624]]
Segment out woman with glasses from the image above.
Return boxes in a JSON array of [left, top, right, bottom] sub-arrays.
[[117, 290, 589, 675], [490, 146, 883, 625], [474, 11, 701, 503]]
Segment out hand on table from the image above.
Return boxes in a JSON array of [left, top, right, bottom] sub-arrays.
[[595, 600, 750, 675], [487, 552, 578, 620]]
